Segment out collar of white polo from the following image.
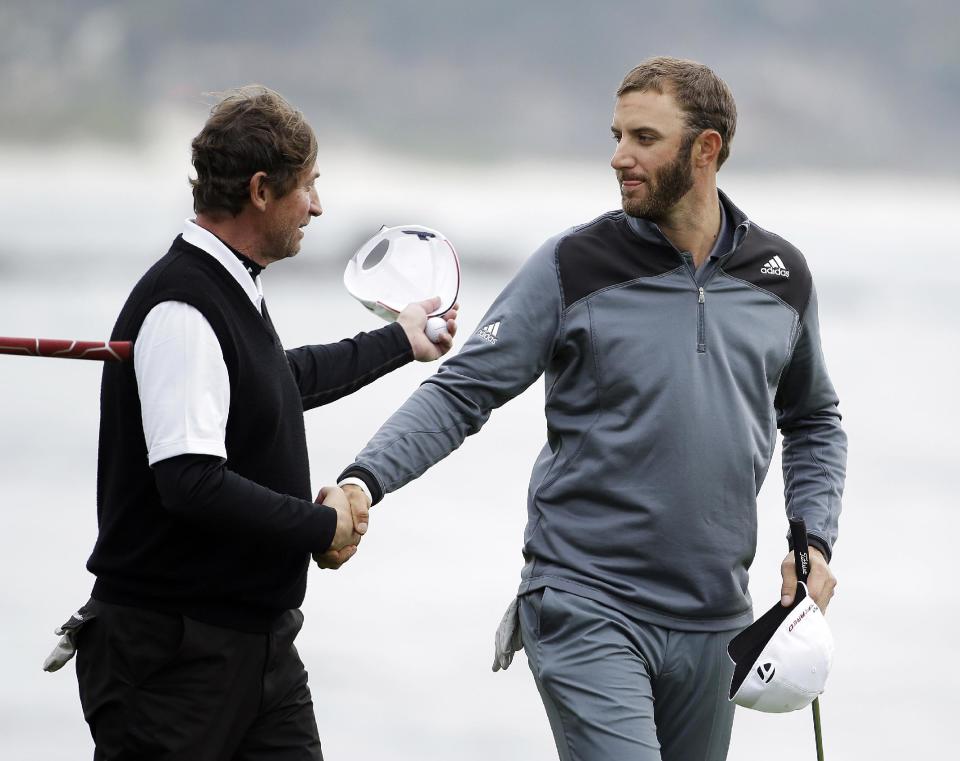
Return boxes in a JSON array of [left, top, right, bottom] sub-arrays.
[[728, 582, 834, 713]]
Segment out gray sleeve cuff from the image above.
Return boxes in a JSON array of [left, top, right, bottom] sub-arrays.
[[787, 532, 832, 563], [337, 464, 383, 505]]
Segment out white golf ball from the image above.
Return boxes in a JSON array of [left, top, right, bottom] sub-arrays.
[[426, 316, 447, 343]]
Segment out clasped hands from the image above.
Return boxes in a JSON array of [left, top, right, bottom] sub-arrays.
[[312, 484, 372, 570]]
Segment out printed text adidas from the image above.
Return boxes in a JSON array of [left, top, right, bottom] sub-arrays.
[[477, 321, 501, 345], [760, 256, 790, 278]]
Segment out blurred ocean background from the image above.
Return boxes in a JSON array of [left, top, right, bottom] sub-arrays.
[[2, 2, 958, 759]]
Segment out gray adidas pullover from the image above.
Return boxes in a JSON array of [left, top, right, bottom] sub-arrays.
[[344, 191, 847, 631]]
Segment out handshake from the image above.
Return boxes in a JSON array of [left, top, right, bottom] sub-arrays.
[[312, 484, 371, 570]]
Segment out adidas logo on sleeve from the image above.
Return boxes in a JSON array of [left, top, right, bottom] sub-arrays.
[[760, 256, 790, 278], [476, 321, 501, 345]]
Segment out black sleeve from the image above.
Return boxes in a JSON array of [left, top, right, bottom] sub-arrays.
[[153, 454, 338, 554], [775, 287, 847, 561], [285, 322, 413, 411]]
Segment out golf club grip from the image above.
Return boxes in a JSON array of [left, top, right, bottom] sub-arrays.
[[789, 517, 810, 583], [0, 336, 132, 362]]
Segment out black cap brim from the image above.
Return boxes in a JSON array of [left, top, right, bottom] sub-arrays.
[[728, 583, 808, 699]]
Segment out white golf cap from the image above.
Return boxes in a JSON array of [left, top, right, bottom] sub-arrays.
[[343, 224, 460, 322], [728, 582, 834, 713]]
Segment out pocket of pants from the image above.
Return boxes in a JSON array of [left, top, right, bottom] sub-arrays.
[[538, 587, 589, 646], [537, 587, 563, 642], [66, 599, 100, 637], [519, 589, 544, 645], [101, 606, 187, 687]]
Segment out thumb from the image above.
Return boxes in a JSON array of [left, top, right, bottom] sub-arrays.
[[418, 296, 441, 314], [316, 486, 330, 504], [352, 502, 369, 535], [780, 553, 798, 607]]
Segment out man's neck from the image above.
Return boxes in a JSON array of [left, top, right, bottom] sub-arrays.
[[195, 213, 270, 268], [655, 183, 721, 268]]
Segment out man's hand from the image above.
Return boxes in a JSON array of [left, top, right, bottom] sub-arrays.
[[341, 484, 371, 531], [780, 546, 836, 612], [397, 297, 459, 361], [312, 485, 365, 570]]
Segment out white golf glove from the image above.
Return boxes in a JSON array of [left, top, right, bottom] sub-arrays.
[[43, 602, 95, 672], [491, 596, 523, 672]]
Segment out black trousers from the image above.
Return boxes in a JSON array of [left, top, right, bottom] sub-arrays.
[[75, 601, 323, 761]]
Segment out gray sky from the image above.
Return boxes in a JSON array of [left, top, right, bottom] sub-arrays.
[[2, 0, 957, 173]]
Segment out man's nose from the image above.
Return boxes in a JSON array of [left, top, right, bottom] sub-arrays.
[[611, 143, 633, 170]]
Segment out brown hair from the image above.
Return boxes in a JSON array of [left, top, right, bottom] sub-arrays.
[[190, 85, 318, 216], [617, 57, 737, 169]]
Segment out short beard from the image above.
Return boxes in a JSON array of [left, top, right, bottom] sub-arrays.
[[620, 133, 696, 222], [263, 220, 301, 264]]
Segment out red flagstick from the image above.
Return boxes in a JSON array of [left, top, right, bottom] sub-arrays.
[[0, 337, 132, 362]]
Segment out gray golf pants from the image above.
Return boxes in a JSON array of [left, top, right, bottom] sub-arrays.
[[519, 587, 739, 761]]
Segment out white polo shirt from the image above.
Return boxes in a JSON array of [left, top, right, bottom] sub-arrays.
[[135, 220, 263, 465]]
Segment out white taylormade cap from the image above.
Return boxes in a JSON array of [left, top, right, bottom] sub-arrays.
[[728, 582, 834, 713]]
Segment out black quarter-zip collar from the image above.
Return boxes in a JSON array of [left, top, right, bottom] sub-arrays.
[[623, 187, 751, 261]]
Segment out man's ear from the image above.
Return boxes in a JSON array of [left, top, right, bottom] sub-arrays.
[[694, 130, 723, 169], [248, 171, 270, 212]]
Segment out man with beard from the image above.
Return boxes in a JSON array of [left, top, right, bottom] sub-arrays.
[[337, 57, 847, 760]]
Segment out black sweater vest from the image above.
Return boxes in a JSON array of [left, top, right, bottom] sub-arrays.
[[88, 236, 320, 630]]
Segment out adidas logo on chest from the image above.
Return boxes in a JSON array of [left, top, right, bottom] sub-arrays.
[[761, 256, 790, 278]]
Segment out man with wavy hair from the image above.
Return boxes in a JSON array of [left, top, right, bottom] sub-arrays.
[[65, 86, 456, 760], [339, 58, 846, 760]]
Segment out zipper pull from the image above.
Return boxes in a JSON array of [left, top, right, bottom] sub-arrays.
[[698, 287, 705, 304]]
